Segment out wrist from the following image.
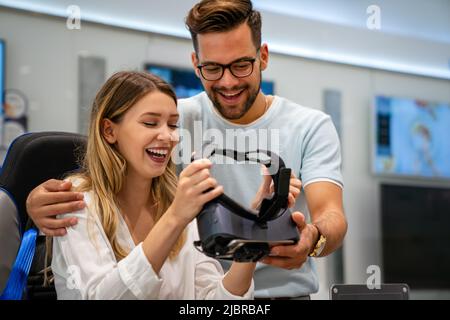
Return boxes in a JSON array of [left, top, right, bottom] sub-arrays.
[[308, 223, 327, 257], [308, 224, 319, 254], [165, 205, 190, 230]]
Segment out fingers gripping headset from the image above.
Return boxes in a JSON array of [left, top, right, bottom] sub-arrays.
[[193, 149, 300, 262]]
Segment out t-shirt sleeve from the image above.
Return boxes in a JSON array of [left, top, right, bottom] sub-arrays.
[[300, 114, 343, 188]]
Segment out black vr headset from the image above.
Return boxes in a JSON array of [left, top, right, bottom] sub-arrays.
[[193, 149, 300, 262]]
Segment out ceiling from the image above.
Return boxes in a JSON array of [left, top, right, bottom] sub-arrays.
[[1, 0, 449, 79], [1, 0, 449, 43], [255, 0, 450, 44]]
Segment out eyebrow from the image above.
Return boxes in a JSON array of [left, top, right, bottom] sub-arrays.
[[141, 112, 179, 118], [200, 56, 255, 65]]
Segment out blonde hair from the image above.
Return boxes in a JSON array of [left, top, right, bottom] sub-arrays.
[[48, 71, 185, 265]]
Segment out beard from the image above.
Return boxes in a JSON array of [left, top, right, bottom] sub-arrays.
[[207, 71, 262, 120]]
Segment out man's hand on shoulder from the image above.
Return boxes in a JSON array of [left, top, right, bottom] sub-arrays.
[[26, 179, 85, 236]]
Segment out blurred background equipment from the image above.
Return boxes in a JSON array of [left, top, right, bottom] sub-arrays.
[[3, 89, 28, 148], [381, 184, 450, 290], [78, 55, 106, 135]]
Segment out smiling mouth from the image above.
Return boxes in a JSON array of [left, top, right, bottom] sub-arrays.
[[217, 89, 245, 103], [146, 148, 169, 163]]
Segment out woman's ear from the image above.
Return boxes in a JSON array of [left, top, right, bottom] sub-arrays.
[[102, 119, 117, 144]]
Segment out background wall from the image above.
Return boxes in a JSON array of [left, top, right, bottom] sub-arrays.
[[1, 7, 449, 299]]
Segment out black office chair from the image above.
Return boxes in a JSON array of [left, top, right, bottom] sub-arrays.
[[0, 132, 87, 299]]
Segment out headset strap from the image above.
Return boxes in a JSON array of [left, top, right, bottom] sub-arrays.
[[196, 149, 290, 222]]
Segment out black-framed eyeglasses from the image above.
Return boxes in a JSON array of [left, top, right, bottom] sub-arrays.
[[197, 57, 257, 81]]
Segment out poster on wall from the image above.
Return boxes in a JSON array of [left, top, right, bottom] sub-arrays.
[[373, 95, 450, 180]]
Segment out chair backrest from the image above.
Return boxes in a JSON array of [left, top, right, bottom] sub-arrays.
[[330, 283, 410, 300], [0, 132, 87, 297]]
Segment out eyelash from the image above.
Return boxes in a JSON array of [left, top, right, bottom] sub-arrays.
[[143, 122, 179, 129]]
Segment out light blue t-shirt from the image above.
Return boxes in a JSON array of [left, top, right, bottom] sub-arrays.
[[175, 92, 343, 298]]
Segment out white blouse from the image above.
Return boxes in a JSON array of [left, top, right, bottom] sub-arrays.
[[51, 191, 254, 300]]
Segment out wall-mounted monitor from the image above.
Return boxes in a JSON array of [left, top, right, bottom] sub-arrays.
[[373, 95, 450, 180], [144, 63, 274, 99], [381, 184, 450, 289]]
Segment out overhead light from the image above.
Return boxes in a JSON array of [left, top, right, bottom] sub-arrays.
[[269, 43, 450, 80], [0, 0, 190, 38], [1, 0, 448, 80]]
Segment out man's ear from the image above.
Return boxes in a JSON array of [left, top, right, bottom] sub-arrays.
[[191, 52, 201, 78], [259, 43, 269, 71], [102, 118, 117, 144]]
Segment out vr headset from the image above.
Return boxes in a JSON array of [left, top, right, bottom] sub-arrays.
[[193, 149, 300, 262]]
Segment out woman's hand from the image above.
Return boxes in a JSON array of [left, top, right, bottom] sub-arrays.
[[143, 159, 223, 273], [169, 159, 224, 225], [251, 165, 302, 210], [223, 262, 256, 297]]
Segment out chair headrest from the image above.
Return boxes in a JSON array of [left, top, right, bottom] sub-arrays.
[[0, 132, 87, 229]]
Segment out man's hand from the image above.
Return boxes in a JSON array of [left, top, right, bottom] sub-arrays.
[[26, 179, 85, 236], [261, 181, 346, 270], [260, 212, 318, 270], [251, 165, 301, 209]]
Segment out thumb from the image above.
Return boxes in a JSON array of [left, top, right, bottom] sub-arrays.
[[291, 211, 306, 230], [259, 165, 272, 193], [43, 179, 72, 192]]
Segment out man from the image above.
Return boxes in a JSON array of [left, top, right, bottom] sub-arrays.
[[26, 0, 347, 299]]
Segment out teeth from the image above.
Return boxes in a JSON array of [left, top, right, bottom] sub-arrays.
[[146, 148, 168, 156], [222, 91, 242, 97]]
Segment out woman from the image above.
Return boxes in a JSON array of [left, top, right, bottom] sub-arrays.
[[50, 71, 255, 299]]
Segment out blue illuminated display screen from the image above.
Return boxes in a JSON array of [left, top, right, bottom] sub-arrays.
[[374, 95, 450, 180], [145, 64, 274, 99]]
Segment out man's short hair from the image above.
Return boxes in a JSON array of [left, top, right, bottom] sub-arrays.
[[185, 0, 262, 54]]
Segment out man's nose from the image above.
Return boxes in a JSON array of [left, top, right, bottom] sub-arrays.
[[218, 67, 240, 88]]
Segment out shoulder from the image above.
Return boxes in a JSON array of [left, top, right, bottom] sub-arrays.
[[64, 175, 86, 189], [178, 92, 207, 108], [178, 92, 208, 117], [272, 97, 334, 138], [57, 179, 94, 221], [177, 93, 210, 133], [275, 96, 330, 124]]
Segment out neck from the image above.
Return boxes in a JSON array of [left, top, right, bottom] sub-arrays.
[[116, 171, 156, 245], [231, 92, 268, 125], [117, 170, 153, 215]]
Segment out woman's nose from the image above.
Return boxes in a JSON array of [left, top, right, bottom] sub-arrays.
[[157, 125, 176, 141]]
